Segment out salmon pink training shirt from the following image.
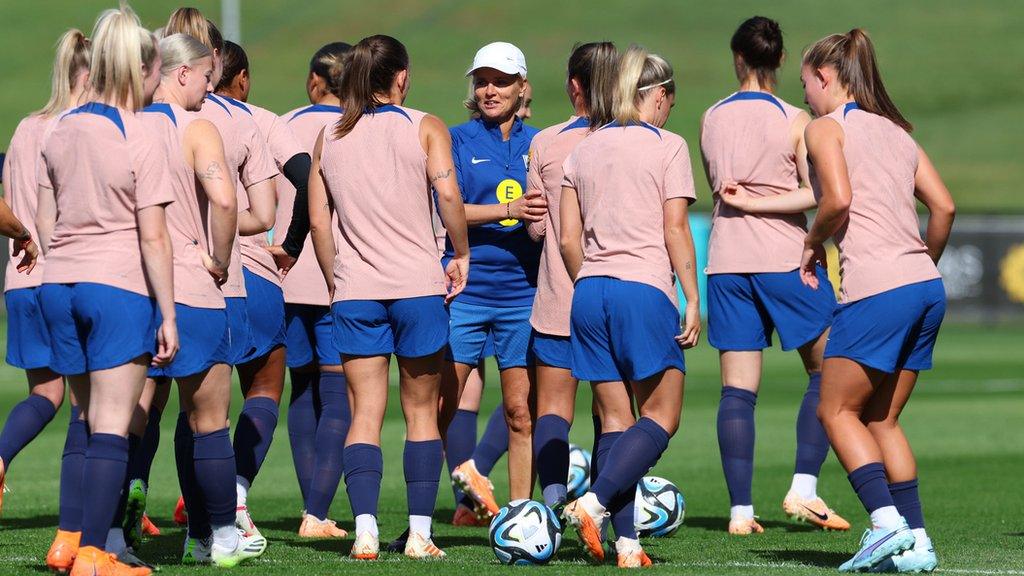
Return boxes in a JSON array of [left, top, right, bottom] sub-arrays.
[[701, 92, 810, 274], [142, 102, 225, 309], [4, 114, 55, 291], [220, 97, 304, 287], [319, 105, 447, 302], [527, 116, 590, 337], [562, 121, 696, 304], [39, 102, 175, 297], [817, 102, 939, 303], [274, 104, 341, 307], [197, 93, 277, 298]]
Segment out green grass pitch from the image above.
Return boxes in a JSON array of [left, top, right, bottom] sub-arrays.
[[1, 321, 1022, 574]]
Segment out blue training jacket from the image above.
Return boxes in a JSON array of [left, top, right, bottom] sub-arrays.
[[442, 116, 541, 307]]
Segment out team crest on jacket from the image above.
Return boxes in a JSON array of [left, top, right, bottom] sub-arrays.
[[523, 153, 530, 170]]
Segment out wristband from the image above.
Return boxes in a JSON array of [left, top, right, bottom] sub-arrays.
[[506, 202, 512, 220], [15, 229, 31, 242]]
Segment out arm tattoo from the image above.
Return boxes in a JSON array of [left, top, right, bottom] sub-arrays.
[[197, 161, 223, 181], [429, 168, 452, 185], [685, 261, 692, 270]]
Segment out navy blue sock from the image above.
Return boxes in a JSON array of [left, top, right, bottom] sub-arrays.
[[405, 439, 443, 517], [717, 386, 757, 507], [591, 418, 670, 508], [174, 412, 210, 539], [848, 462, 895, 515], [590, 416, 606, 486], [473, 403, 508, 476], [58, 407, 87, 532], [233, 396, 279, 485], [194, 428, 237, 527], [129, 405, 162, 487], [112, 434, 141, 528], [794, 373, 829, 476], [287, 370, 318, 502], [0, 394, 57, 465], [305, 372, 351, 519], [534, 414, 571, 507], [889, 479, 925, 529], [592, 431, 621, 489], [344, 443, 383, 518], [80, 433, 129, 549], [445, 409, 477, 505]]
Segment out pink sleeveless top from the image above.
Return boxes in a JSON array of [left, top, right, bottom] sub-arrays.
[[702, 92, 809, 274], [274, 104, 341, 306], [4, 114, 54, 291], [562, 122, 696, 304], [819, 102, 939, 303], [39, 103, 175, 296], [237, 101, 304, 287], [320, 105, 447, 302], [527, 116, 590, 336], [196, 94, 277, 298], [142, 103, 224, 309]]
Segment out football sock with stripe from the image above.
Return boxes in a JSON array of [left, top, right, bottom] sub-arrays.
[[306, 372, 351, 519], [58, 406, 87, 532], [717, 386, 757, 511], [287, 370, 318, 502], [445, 408, 477, 505], [534, 414, 571, 507]]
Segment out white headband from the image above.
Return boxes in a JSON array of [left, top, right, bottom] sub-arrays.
[[639, 77, 674, 91]]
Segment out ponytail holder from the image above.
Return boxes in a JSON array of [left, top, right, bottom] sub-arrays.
[[639, 77, 673, 91]]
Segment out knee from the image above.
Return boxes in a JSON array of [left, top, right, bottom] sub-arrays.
[[504, 402, 532, 435], [33, 388, 64, 411], [640, 410, 679, 437], [862, 412, 899, 432]]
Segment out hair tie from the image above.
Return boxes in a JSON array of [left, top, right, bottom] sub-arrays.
[[639, 77, 673, 91]]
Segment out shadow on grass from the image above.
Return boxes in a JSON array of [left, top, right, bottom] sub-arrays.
[[682, 515, 817, 533], [754, 548, 850, 567], [0, 514, 59, 530]]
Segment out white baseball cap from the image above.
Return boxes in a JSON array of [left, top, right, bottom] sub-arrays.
[[466, 42, 527, 78]]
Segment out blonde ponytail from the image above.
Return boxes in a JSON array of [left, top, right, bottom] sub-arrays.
[[90, 4, 158, 110], [38, 29, 91, 117], [612, 45, 675, 124]]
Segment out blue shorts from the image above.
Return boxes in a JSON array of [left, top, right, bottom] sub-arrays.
[[284, 303, 341, 368], [39, 283, 158, 375], [225, 297, 254, 366], [5, 287, 52, 370], [531, 331, 572, 371], [447, 301, 532, 370], [707, 267, 836, 351], [149, 304, 230, 379], [825, 279, 946, 374], [570, 277, 685, 382], [238, 269, 286, 363], [332, 295, 448, 358]]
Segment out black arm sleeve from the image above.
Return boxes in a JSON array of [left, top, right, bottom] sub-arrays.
[[279, 152, 313, 258]]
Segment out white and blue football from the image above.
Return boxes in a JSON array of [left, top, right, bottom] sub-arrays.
[[566, 444, 591, 501], [634, 476, 685, 537], [488, 499, 562, 565]]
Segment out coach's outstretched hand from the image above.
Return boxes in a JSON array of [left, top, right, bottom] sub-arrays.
[[444, 255, 469, 304], [676, 300, 701, 349]]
